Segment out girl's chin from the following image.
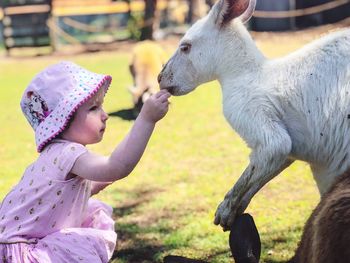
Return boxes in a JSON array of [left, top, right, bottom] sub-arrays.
[[97, 135, 104, 142], [84, 136, 103, 145]]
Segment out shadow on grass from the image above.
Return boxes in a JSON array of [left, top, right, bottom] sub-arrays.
[[110, 185, 302, 263], [109, 186, 219, 263], [163, 255, 208, 263], [110, 186, 169, 262], [109, 108, 137, 121], [259, 225, 304, 263]]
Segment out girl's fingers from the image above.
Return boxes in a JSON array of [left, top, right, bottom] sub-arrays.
[[160, 98, 170, 104], [155, 89, 169, 98], [158, 93, 171, 102]]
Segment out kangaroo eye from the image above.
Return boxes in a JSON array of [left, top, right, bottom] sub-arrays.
[[180, 43, 191, 53]]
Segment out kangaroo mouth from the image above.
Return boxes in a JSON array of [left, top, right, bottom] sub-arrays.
[[161, 86, 176, 95]]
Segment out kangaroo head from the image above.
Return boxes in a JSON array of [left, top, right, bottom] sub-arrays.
[[158, 0, 256, 96]]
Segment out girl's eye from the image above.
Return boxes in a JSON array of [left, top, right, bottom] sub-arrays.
[[89, 106, 98, 111]]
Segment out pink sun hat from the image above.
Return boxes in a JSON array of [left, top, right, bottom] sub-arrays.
[[20, 61, 112, 152]]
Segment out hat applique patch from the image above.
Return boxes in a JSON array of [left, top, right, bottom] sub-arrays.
[[23, 91, 50, 130]]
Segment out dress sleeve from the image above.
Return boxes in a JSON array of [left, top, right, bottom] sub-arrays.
[[57, 142, 87, 180]]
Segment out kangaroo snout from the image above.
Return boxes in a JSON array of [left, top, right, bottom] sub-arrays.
[[157, 72, 163, 84]]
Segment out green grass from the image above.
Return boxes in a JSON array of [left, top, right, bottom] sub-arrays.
[[0, 48, 319, 262]]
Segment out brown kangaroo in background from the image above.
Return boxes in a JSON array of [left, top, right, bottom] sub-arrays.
[[288, 168, 350, 263], [230, 169, 350, 263]]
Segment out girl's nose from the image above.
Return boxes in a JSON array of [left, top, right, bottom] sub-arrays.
[[102, 110, 109, 121]]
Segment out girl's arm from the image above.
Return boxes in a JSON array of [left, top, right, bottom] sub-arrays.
[[74, 115, 155, 182], [71, 90, 170, 182], [91, 181, 112, 195]]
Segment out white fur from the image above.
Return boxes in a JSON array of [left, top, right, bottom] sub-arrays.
[[158, 0, 350, 229]]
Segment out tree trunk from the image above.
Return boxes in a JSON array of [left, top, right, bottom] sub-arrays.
[[122, 0, 131, 20], [140, 0, 157, 40]]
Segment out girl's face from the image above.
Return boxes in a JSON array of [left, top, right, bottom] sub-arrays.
[[61, 88, 108, 145]]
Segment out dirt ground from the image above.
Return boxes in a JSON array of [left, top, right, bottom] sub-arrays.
[[251, 17, 350, 57]]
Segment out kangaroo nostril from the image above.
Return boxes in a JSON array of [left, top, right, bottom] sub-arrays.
[[157, 73, 162, 84]]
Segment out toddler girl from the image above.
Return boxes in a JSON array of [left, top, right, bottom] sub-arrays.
[[0, 61, 171, 262]]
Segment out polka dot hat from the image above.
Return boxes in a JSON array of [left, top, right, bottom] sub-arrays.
[[20, 61, 112, 152]]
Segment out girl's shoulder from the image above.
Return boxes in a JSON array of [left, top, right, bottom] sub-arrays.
[[42, 139, 85, 152], [40, 139, 87, 159], [37, 139, 88, 180]]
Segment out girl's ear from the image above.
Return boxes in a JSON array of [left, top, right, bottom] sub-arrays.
[[211, 0, 254, 27], [27, 91, 34, 98]]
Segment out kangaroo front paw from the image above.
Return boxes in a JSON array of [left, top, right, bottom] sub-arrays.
[[214, 198, 238, 231]]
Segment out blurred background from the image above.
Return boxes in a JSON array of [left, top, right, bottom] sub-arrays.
[[0, 0, 349, 56], [1, 1, 350, 262]]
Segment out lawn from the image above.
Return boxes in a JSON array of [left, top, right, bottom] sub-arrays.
[[1, 24, 344, 262]]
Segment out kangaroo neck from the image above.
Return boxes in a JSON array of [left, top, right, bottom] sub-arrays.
[[215, 22, 266, 85]]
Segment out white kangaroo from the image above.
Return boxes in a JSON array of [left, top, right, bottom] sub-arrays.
[[158, 0, 350, 229]]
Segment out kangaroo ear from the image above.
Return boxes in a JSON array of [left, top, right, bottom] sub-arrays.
[[211, 0, 253, 26], [239, 0, 256, 23]]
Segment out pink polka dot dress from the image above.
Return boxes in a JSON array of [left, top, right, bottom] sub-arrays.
[[0, 139, 117, 262]]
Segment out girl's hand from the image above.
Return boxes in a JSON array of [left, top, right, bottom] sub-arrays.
[[139, 90, 171, 123], [72, 91, 171, 183]]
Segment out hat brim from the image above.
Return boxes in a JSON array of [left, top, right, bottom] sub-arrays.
[[35, 75, 112, 152]]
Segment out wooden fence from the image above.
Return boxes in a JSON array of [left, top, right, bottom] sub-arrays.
[[1, 0, 349, 54], [0, 0, 174, 54], [0, 0, 52, 53]]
